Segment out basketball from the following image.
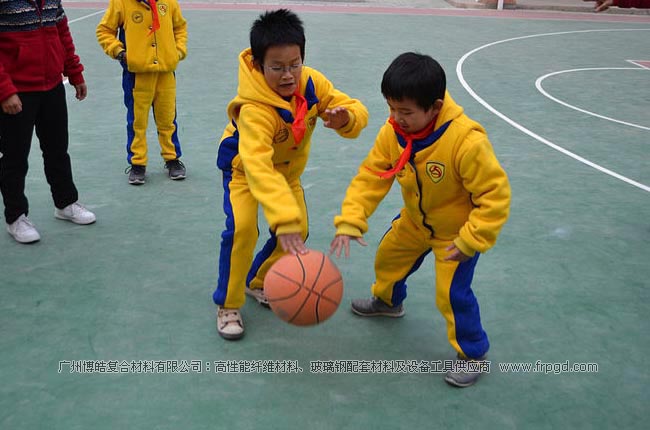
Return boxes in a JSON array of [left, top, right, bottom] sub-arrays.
[[264, 249, 343, 326]]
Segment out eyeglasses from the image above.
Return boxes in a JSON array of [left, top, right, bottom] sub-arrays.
[[264, 63, 303, 74]]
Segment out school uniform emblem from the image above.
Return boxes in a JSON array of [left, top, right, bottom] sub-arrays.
[[426, 161, 445, 183], [158, 3, 168, 16], [132, 11, 144, 23], [273, 128, 289, 144]]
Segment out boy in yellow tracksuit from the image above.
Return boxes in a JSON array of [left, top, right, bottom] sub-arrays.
[[330, 53, 511, 387], [96, 0, 187, 185], [213, 9, 368, 340]]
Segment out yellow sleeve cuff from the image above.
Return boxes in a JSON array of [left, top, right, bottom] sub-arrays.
[[335, 223, 363, 238], [453, 237, 477, 258], [275, 222, 302, 236]]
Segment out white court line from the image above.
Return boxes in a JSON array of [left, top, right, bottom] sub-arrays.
[[68, 9, 104, 24], [63, 10, 105, 85], [627, 60, 650, 69], [535, 67, 650, 132], [456, 28, 650, 193]]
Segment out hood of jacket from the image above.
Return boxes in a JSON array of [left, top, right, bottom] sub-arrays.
[[227, 48, 297, 119]]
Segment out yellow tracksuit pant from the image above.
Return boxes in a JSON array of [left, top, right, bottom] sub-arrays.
[[372, 208, 489, 359], [213, 169, 309, 309], [122, 70, 181, 166]]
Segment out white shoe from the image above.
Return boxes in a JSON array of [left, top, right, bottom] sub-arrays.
[[6, 214, 41, 243], [216, 307, 244, 340], [54, 202, 96, 225], [245, 287, 270, 308]]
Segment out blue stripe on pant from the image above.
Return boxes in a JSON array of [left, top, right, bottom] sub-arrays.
[[213, 170, 235, 306], [246, 231, 277, 288], [122, 68, 136, 165], [448, 253, 489, 359]]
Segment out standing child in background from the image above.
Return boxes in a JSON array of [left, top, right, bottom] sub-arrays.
[[213, 9, 368, 340], [0, 0, 96, 244], [330, 53, 511, 387], [97, 0, 188, 185]]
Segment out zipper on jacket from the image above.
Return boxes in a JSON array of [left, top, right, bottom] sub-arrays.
[[409, 160, 435, 238]]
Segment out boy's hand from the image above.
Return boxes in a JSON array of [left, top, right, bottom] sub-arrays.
[[74, 83, 87, 101], [444, 243, 471, 262], [278, 233, 308, 256], [1, 94, 22, 114], [329, 234, 367, 258], [323, 107, 350, 130], [583, 0, 613, 12]]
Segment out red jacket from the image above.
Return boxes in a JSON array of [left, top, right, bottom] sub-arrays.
[[613, 0, 650, 7], [0, 0, 84, 102]]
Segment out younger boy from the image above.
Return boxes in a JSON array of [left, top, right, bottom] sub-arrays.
[[330, 53, 511, 387], [213, 9, 368, 340], [96, 0, 188, 184]]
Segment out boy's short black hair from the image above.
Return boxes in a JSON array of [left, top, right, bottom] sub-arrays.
[[381, 52, 446, 111], [250, 9, 306, 66]]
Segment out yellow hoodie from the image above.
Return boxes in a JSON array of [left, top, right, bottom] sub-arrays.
[[217, 48, 368, 235], [334, 92, 510, 256]]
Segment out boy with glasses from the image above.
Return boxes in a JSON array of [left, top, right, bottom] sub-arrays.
[[213, 9, 368, 340]]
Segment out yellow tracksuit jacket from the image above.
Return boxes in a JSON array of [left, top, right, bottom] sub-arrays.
[[96, 0, 187, 165], [213, 48, 368, 308], [96, 0, 187, 72], [334, 92, 510, 358]]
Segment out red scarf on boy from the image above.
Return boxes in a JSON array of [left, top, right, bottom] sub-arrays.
[[291, 90, 308, 146], [369, 117, 437, 179], [148, 0, 161, 35]]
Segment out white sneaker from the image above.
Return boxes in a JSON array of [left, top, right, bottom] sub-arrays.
[[6, 214, 41, 243], [216, 307, 244, 340], [54, 202, 96, 225], [245, 287, 270, 308]]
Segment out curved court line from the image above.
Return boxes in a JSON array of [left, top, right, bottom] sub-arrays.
[[536, 68, 650, 131], [456, 28, 650, 193]]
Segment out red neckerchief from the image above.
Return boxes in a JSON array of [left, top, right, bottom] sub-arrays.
[[369, 117, 438, 179], [291, 90, 308, 146], [148, 0, 161, 35]]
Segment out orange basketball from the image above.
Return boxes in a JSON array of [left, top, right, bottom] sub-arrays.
[[264, 249, 343, 326]]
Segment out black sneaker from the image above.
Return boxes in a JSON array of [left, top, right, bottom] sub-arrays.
[[126, 165, 146, 185], [351, 297, 405, 317], [165, 159, 186, 180]]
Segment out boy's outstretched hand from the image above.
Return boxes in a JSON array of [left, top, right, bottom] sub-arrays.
[[278, 233, 308, 256], [329, 234, 368, 258], [323, 107, 350, 130], [444, 243, 471, 262]]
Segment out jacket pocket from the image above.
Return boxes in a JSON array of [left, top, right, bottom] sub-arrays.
[[46, 36, 65, 76]]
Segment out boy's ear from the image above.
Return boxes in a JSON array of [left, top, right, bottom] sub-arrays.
[[431, 99, 444, 115], [252, 57, 263, 71]]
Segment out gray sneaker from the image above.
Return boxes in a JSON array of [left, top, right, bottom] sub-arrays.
[[127, 165, 146, 185], [165, 159, 186, 180], [351, 297, 405, 317], [444, 354, 487, 388]]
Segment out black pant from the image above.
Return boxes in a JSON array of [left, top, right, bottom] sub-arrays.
[[0, 83, 78, 224]]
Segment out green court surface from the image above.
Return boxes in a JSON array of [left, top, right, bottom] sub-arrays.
[[1, 4, 649, 429]]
